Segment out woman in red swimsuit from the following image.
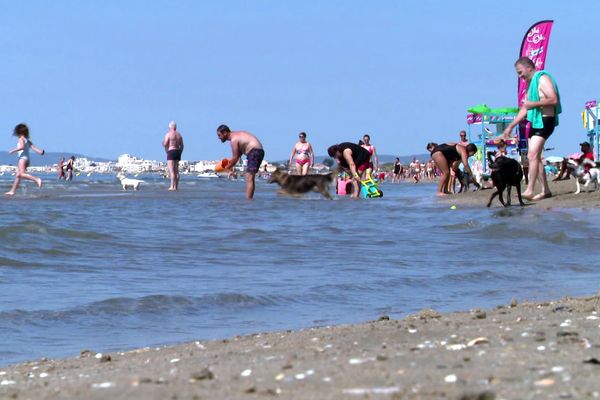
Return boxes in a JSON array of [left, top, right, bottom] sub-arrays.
[[288, 132, 314, 175]]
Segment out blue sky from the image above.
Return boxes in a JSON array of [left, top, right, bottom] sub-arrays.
[[2, 1, 599, 161]]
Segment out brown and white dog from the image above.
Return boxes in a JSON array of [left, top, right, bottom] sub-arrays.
[[267, 169, 334, 199]]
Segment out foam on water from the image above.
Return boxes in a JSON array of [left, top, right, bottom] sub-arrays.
[[1, 173, 600, 365]]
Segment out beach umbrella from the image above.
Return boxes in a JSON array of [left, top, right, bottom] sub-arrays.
[[545, 156, 563, 163]]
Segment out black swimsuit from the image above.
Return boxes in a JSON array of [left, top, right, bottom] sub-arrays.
[[432, 144, 460, 163], [337, 142, 371, 171]]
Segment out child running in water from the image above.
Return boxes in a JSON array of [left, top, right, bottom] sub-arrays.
[[5, 123, 45, 196]]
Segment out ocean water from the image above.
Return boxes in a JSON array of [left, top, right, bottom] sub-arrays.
[[1, 173, 600, 366]]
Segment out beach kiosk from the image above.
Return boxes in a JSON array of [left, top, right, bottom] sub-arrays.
[[466, 105, 520, 172], [583, 100, 600, 159]]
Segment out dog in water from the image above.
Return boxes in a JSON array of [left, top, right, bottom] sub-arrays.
[[267, 169, 334, 199], [116, 172, 145, 191], [567, 158, 600, 194], [486, 156, 525, 207]]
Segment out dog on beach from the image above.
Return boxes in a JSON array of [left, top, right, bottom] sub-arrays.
[[455, 169, 481, 193], [267, 169, 334, 199], [116, 172, 145, 191], [567, 158, 600, 194], [486, 156, 525, 207]]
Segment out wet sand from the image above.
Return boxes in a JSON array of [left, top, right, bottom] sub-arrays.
[[2, 178, 600, 399], [439, 178, 600, 209], [1, 294, 600, 399]]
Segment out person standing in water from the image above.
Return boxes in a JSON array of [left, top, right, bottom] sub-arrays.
[[5, 123, 45, 196], [65, 156, 75, 181], [162, 121, 184, 191], [288, 131, 314, 175], [57, 157, 66, 180], [360, 134, 379, 177], [217, 124, 264, 199]]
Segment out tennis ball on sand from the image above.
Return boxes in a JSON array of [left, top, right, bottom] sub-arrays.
[[450, 205, 457, 210]]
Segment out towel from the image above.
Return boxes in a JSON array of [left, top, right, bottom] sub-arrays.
[[527, 70, 561, 129]]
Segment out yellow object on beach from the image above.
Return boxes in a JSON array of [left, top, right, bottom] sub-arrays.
[[450, 205, 457, 210]]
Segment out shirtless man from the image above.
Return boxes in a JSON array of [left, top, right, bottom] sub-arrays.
[[162, 121, 184, 191], [500, 57, 561, 200], [217, 124, 264, 199]]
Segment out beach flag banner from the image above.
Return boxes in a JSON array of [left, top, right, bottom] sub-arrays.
[[518, 20, 554, 106]]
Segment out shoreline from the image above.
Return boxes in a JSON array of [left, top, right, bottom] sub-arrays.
[[437, 179, 600, 209], [2, 293, 600, 399]]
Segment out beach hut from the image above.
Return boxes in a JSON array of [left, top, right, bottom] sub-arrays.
[[466, 105, 521, 172]]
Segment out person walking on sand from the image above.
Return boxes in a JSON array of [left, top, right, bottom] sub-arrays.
[[217, 124, 264, 199], [500, 56, 561, 201], [162, 121, 184, 191], [288, 131, 314, 175], [5, 123, 45, 196]]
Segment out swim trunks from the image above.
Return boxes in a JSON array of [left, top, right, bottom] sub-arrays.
[[167, 149, 182, 161], [529, 116, 556, 140], [246, 148, 265, 173]]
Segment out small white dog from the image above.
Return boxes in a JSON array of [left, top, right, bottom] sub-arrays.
[[567, 159, 600, 194], [116, 172, 145, 191]]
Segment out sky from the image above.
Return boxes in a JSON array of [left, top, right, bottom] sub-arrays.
[[2, 0, 600, 162]]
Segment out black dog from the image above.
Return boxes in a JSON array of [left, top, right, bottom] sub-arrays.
[[486, 156, 525, 207], [268, 169, 334, 199]]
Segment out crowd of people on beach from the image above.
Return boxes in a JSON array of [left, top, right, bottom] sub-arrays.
[[7, 57, 595, 202]]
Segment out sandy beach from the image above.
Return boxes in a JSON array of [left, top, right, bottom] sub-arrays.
[[439, 178, 600, 209], [1, 178, 599, 400], [1, 294, 599, 399]]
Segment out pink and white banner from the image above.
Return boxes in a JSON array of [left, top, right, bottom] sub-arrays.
[[517, 20, 554, 106]]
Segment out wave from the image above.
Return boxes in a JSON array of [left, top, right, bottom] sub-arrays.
[[0, 222, 111, 241], [0, 293, 289, 323]]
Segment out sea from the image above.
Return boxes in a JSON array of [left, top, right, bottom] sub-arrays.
[[1, 172, 600, 366]]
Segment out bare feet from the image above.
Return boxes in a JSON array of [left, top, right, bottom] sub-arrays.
[[36, 178, 43, 188], [436, 192, 448, 197], [4, 191, 15, 196], [522, 192, 534, 200], [532, 192, 552, 201]]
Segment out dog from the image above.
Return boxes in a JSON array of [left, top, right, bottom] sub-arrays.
[[455, 169, 481, 193], [474, 170, 494, 190], [486, 156, 525, 207], [567, 158, 600, 194], [116, 172, 145, 191], [267, 169, 334, 199]]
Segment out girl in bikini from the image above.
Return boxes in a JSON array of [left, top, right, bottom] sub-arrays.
[[5, 123, 45, 196], [288, 132, 314, 175]]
